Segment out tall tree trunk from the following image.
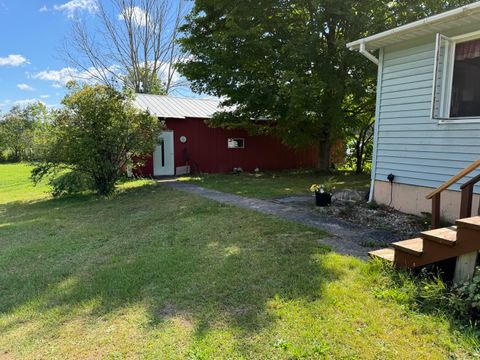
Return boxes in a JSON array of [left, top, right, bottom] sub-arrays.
[[317, 139, 331, 172], [355, 140, 363, 174], [355, 151, 363, 174]]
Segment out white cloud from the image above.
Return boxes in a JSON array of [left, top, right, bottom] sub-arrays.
[[32, 65, 119, 87], [12, 98, 58, 110], [53, 0, 98, 18], [14, 98, 44, 107], [17, 83, 35, 91], [0, 54, 28, 67], [33, 67, 87, 87], [118, 6, 148, 27], [40, 94, 50, 99], [39, 5, 48, 12]]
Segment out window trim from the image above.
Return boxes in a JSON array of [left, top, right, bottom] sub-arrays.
[[434, 30, 480, 124], [227, 138, 245, 149]]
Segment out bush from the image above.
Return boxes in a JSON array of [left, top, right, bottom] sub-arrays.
[[32, 84, 162, 196], [48, 171, 95, 197], [449, 268, 480, 320]]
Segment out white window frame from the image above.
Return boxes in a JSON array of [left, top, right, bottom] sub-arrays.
[[227, 138, 245, 149], [433, 30, 480, 124]]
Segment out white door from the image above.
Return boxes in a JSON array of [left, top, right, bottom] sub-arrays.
[[153, 131, 174, 176]]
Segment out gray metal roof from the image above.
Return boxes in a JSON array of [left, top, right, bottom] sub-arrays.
[[348, 2, 480, 51], [133, 94, 225, 119]]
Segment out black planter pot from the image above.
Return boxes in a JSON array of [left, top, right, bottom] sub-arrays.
[[315, 191, 332, 207]]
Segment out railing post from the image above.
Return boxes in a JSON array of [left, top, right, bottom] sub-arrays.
[[460, 184, 474, 219], [432, 193, 441, 229]]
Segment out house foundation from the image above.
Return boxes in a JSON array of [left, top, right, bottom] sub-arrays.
[[373, 180, 480, 222]]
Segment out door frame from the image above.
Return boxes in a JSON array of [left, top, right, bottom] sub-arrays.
[[153, 131, 175, 176]]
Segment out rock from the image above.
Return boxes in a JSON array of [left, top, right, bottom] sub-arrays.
[[332, 189, 368, 202]]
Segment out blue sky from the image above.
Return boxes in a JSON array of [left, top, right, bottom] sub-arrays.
[[0, 0, 82, 112], [0, 0, 194, 113]]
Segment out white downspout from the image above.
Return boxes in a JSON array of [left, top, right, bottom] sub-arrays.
[[353, 42, 381, 202], [370, 48, 382, 203], [359, 42, 379, 65]]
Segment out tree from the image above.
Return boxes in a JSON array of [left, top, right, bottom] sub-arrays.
[[64, 0, 187, 94], [343, 94, 375, 174], [124, 66, 167, 95], [33, 84, 162, 196], [0, 102, 47, 161], [179, 0, 475, 172]]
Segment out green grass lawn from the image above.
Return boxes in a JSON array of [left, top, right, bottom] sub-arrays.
[[0, 163, 52, 204], [178, 170, 371, 199], [0, 164, 478, 359]]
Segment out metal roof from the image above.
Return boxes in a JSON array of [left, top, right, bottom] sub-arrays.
[[348, 2, 480, 51], [133, 94, 225, 119]]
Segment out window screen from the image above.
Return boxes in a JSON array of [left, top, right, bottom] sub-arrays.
[[432, 34, 454, 119], [450, 39, 480, 118]]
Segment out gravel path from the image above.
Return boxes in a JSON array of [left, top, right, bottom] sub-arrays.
[[165, 182, 402, 259]]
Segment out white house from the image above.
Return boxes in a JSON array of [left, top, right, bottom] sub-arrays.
[[348, 2, 480, 223]]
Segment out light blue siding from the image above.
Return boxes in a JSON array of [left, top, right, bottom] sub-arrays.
[[375, 40, 480, 193]]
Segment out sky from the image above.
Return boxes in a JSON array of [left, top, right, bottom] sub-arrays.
[[0, 0, 193, 113]]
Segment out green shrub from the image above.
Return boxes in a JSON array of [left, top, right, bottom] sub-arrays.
[[48, 171, 94, 197], [32, 84, 162, 196], [449, 268, 480, 320]]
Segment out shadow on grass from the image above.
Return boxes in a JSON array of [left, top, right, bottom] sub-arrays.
[[0, 182, 340, 345]]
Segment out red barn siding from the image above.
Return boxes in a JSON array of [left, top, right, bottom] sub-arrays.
[[136, 117, 319, 176]]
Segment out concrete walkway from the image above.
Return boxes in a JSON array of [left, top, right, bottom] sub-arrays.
[[165, 182, 402, 259]]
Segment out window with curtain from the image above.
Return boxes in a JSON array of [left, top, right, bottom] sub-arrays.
[[450, 39, 480, 118]]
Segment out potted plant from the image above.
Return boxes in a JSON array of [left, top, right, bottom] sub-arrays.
[[310, 180, 335, 207]]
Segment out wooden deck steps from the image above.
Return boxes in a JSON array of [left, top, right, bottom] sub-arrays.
[[392, 238, 423, 256], [421, 226, 457, 245], [369, 216, 480, 269], [457, 216, 480, 231], [369, 248, 394, 262]]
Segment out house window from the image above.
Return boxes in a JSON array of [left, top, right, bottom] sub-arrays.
[[450, 39, 480, 118], [433, 33, 480, 120], [227, 138, 245, 149]]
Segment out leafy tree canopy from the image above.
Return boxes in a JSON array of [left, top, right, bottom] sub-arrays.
[[0, 102, 47, 161], [179, 0, 474, 170], [33, 84, 162, 196]]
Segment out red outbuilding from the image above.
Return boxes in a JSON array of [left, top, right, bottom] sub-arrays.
[[133, 94, 320, 176]]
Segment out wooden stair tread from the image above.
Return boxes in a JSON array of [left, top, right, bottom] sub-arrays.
[[457, 216, 480, 230], [421, 226, 457, 246], [369, 248, 394, 262], [392, 238, 423, 256]]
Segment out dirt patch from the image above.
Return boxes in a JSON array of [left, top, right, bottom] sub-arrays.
[[273, 191, 431, 242], [155, 303, 193, 327], [0, 351, 15, 360], [156, 303, 178, 319], [315, 200, 430, 240]]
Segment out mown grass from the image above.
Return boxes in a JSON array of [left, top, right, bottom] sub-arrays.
[[0, 164, 478, 359], [0, 163, 51, 204], [178, 170, 370, 199]]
